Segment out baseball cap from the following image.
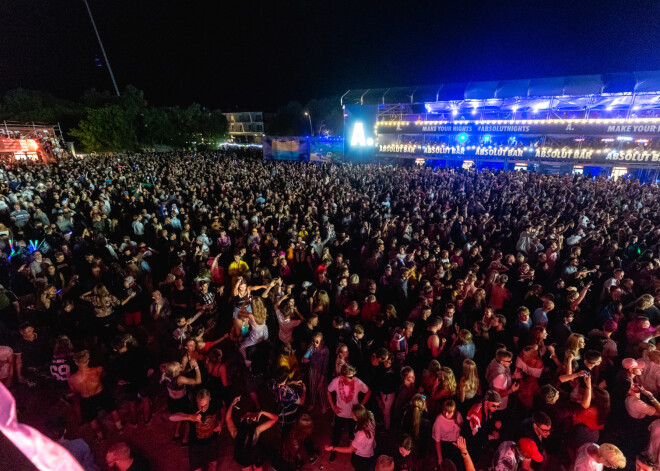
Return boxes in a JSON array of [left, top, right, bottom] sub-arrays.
[[302, 281, 313, 289], [484, 390, 501, 403], [519, 438, 543, 462], [622, 358, 646, 370]]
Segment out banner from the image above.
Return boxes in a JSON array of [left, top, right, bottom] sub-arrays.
[[310, 138, 343, 162], [0, 139, 40, 153], [262, 137, 309, 161], [377, 121, 660, 136], [376, 144, 660, 165]]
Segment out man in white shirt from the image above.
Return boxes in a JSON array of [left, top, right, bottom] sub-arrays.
[[327, 364, 371, 462], [626, 385, 660, 419], [566, 228, 585, 246], [641, 351, 660, 396], [573, 443, 626, 470], [601, 269, 624, 300]]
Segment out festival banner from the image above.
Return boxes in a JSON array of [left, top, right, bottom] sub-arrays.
[[376, 121, 660, 136], [376, 144, 660, 165]]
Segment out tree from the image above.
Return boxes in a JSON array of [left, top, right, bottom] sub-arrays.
[[0, 88, 82, 126], [70, 104, 135, 152]]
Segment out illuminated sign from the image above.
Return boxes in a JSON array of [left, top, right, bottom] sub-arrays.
[[376, 144, 660, 165], [376, 120, 660, 136], [344, 104, 378, 160], [350, 123, 374, 147]]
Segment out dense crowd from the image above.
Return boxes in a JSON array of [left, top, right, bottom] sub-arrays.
[[2, 149, 660, 471]]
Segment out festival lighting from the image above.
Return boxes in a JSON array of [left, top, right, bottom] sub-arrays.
[[375, 117, 660, 127], [616, 136, 633, 141], [456, 133, 468, 143]]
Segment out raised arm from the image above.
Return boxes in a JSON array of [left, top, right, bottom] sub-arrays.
[[454, 437, 475, 471], [274, 294, 288, 310], [255, 410, 278, 436], [178, 361, 202, 386]]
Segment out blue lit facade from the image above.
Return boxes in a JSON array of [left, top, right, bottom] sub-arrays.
[[342, 71, 660, 181]]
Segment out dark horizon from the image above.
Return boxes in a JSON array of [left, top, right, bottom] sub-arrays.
[[2, 0, 660, 111]]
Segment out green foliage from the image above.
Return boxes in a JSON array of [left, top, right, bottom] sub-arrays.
[[0, 85, 228, 153], [70, 105, 135, 152], [0, 85, 341, 150], [0, 88, 83, 129]]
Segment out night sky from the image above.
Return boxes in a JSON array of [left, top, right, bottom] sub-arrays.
[[2, 0, 660, 111]]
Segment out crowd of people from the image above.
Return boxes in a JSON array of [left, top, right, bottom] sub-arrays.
[[2, 149, 660, 471]]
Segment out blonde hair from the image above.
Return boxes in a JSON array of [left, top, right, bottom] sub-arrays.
[[458, 329, 473, 345], [74, 350, 90, 365], [385, 304, 398, 318], [598, 443, 626, 469], [94, 284, 110, 298], [637, 294, 655, 311], [313, 290, 330, 315], [251, 297, 267, 325], [438, 367, 457, 395], [458, 359, 479, 400], [409, 394, 426, 439], [160, 361, 183, 380], [564, 333, 584, 358]]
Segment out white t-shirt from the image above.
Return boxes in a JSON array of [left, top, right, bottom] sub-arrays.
[[573, 444, 603, 471], [641, 361, 660, 395], [432, 412, 463, 443], [276, 309, 302, 344], [626, 395, 657, 419], [492, 374, 511, 409], [328, 376, 369, 419], [351, 429, 375, 458]]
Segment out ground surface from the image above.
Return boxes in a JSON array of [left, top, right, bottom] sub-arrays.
[[3, 380, 364, 471]]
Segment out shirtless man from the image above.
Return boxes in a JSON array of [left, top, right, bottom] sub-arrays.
[[68, 350, 123, 441]]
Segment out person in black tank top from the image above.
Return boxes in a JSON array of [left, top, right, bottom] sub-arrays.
[[421, 317, 445, 368], [226, 396, 278, 470]]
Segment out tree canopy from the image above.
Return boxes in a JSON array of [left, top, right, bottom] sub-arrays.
[[0, 86, 344, 151]]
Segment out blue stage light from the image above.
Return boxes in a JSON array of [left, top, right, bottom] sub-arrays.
[[457, 133, 468, 143]]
